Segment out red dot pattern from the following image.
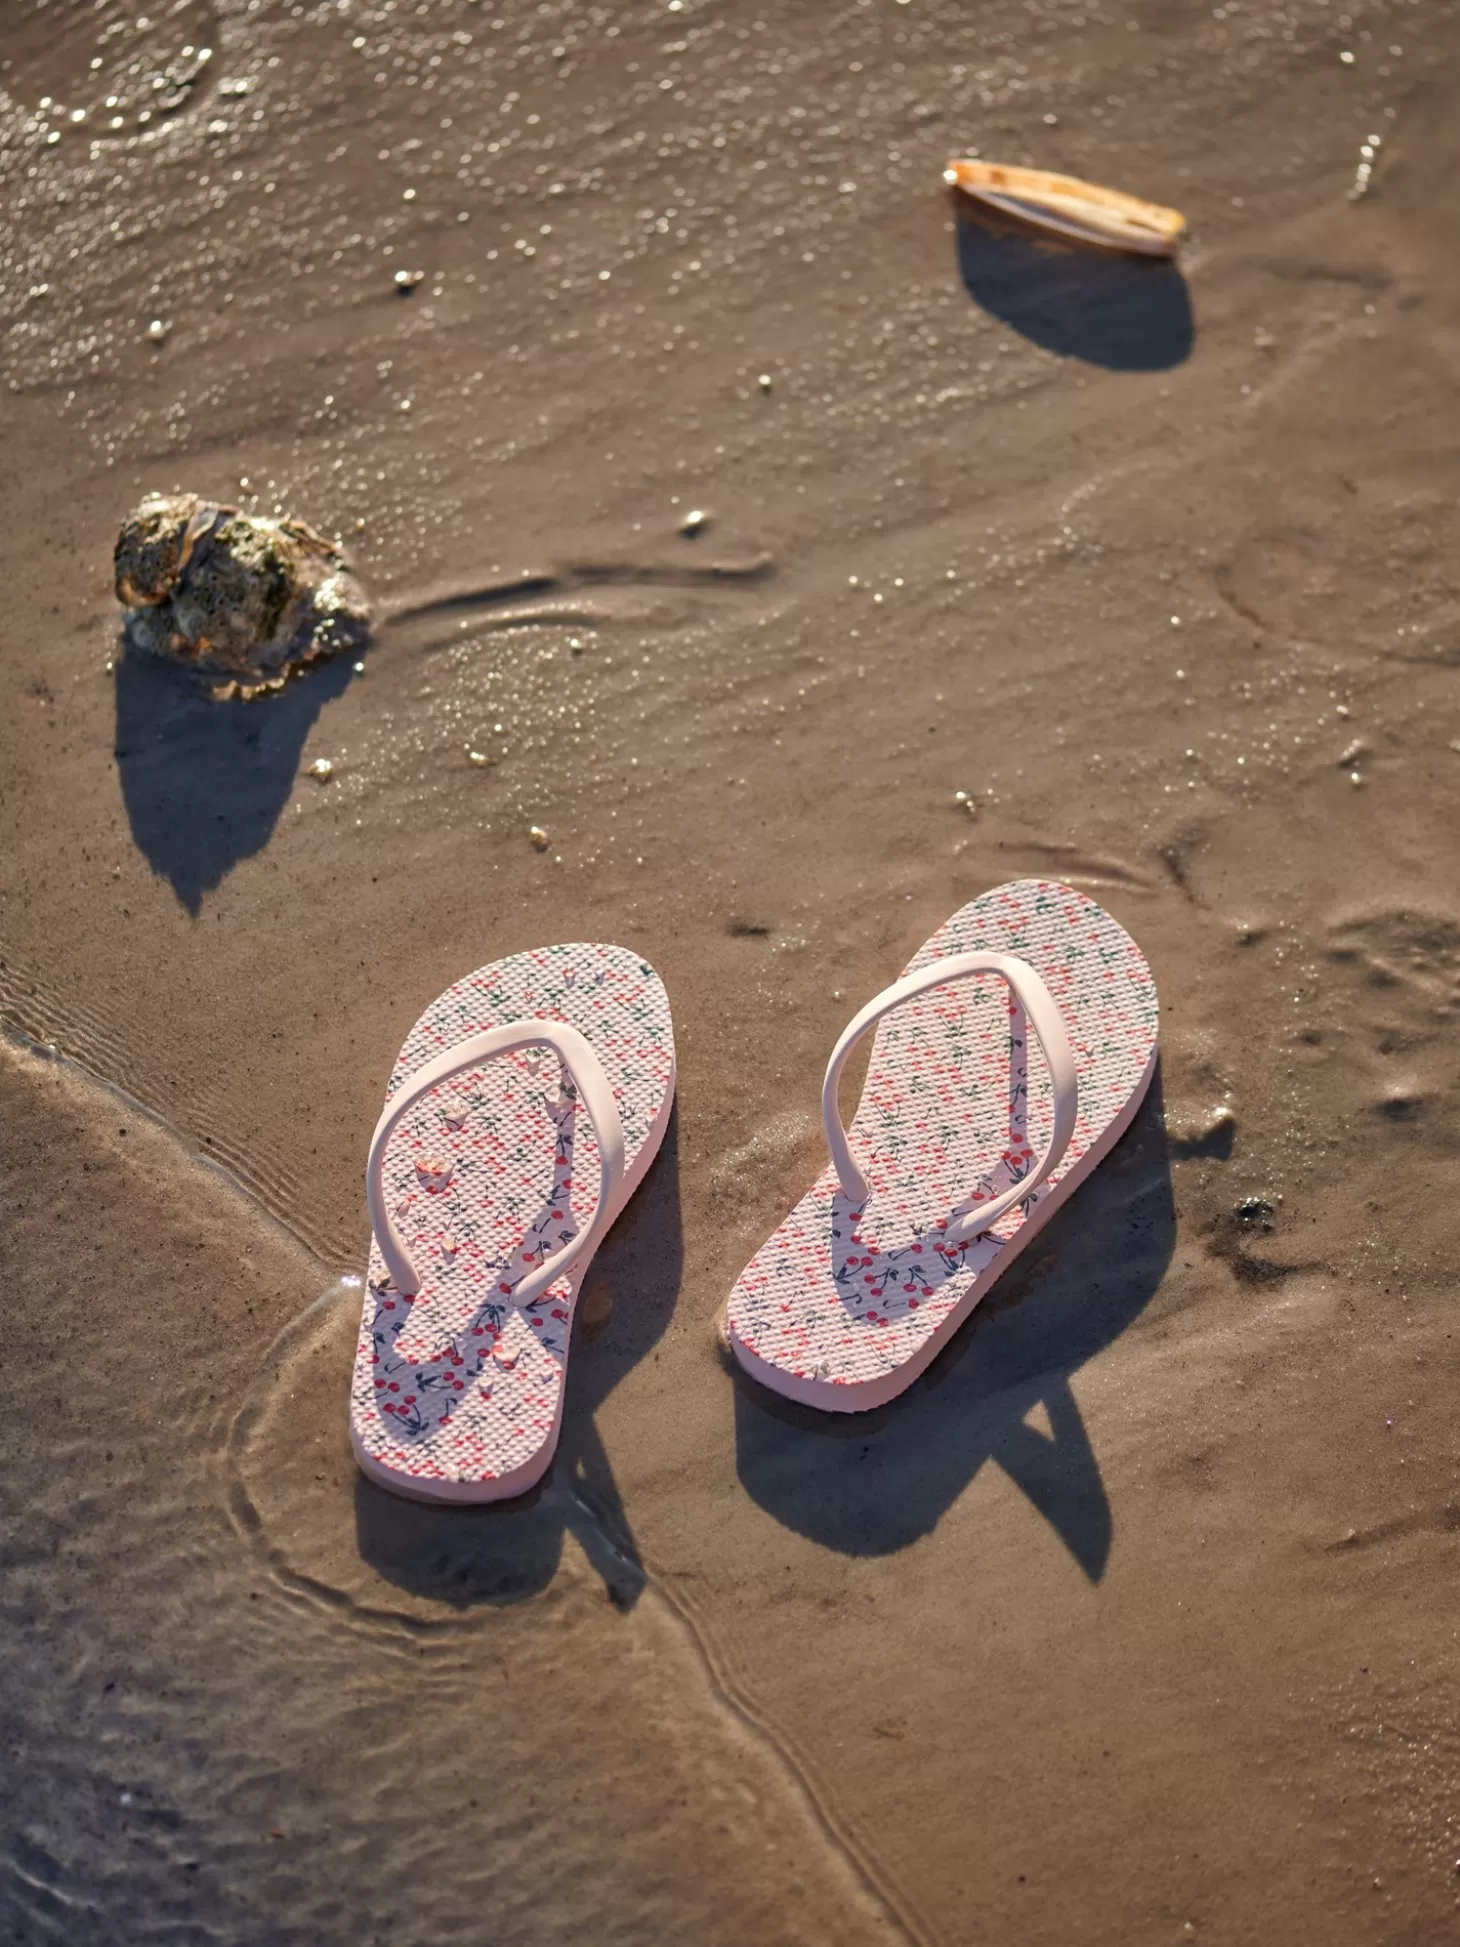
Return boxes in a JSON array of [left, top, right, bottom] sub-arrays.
[[350, 944, 675, 1492], [726, 881, 1157, 1395]]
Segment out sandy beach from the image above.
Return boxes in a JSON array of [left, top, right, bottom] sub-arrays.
[[4, 0, 1460, 1939]]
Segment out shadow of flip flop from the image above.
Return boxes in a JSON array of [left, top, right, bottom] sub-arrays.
[[732, 1069, 1176, 1582], [353, 1106, 685, 1610]]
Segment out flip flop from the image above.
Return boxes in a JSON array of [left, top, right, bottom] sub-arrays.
[[725, 880, 1158, 1410], [350, 943, 676, 1502]]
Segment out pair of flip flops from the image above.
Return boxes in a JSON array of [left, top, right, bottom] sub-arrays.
[[350, 880, 1159, 1502]]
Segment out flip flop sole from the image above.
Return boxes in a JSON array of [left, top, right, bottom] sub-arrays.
[[725, 881, 1158, 1411], [350, 943, 675, 1501]]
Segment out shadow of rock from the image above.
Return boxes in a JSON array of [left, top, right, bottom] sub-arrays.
[[114, 646, 356, 913], [955, 206, 1194, 370], [353, 1107, 684, 1609], [733, 1070, 1176, 1582]]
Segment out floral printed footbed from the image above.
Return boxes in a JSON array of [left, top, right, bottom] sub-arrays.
[[351, 943, 675, 1499], [726, 881, 1158, 1409]]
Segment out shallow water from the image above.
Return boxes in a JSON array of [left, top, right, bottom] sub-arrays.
[[0, 1045, 908, 1945], [5, 0, 1460, 1939]]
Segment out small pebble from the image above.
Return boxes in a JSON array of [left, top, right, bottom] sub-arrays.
[[757, 372, 773, 392], [529, 825, 550, 850], [467, 748, 490, 766], [679, 508, 709, 537], [393, 268, 424, 293], [352, 660, 366, 674], [579, 1279, 614, 1340], [146, 319, 169, 343], [307, 758, 334, 782]]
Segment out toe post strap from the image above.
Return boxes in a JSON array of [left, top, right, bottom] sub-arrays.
[[365, 1019, 626, 1301], [820, 951, 1079, 1243]]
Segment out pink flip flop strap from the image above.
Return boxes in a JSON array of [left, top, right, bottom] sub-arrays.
[[820, 950, 1079, 1244], [365, 1019, 626, 1300]]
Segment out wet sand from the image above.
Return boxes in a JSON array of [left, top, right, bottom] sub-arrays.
[[5, 0, 1460, 1940]]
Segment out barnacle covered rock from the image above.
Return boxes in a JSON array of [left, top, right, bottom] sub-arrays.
[[114, 493, 370, 696]]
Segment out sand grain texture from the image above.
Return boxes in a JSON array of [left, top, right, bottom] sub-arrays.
[[4, 0, 1460, 1940]]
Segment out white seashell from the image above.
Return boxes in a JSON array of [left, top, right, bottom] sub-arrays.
[[944, 158, 1185, 257]]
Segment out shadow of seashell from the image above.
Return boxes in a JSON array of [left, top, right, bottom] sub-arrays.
[[954, 205, 1195, 371]]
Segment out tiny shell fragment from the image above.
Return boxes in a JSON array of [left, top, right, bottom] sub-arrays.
[[438, 1092, 469, 1129], [578, 1279, 614, 1341], [307, 757, 334, 782], [943, 158, 1185, 257], [114, 492, 370, 696], [529, 825, 550, 850], [414, 1155, 454, 1191]]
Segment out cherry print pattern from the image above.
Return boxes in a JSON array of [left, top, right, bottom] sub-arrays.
[[350, 944, 675, 1497], [725, 881, 1158, 1407]]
